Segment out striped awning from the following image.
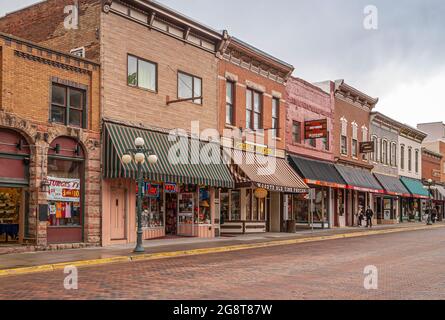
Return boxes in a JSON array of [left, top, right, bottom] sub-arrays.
[[228, 150, 308, 193], [103, 122, 234, 188]]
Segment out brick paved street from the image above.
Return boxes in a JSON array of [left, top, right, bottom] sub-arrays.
[[0, 227, 444, 300]]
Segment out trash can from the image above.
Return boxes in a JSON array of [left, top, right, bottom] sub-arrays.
[[286, 220, 296, 233]]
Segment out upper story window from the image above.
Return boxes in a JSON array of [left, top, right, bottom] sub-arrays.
[[226, 81, 235, 125], [415, 149, 419, 173], [51, 84, 86, 128], [308, 138, 316, 148], [292, 121, 301, 144], [246, 89, 263, 130], [400, 144, 405, 170], [322, 132, 330, 151], [340, 117, 348, 155], [351, 122, 358, 158], [127, 55, 157, 92], [272, 98, 280, 138], [362, 127, 368, 160], [382, 140, 388, 165], [178, 71, 202, 105], [371, 135, 378, 162], [408, 147, 412, 171], [390, 142, 397, 167]]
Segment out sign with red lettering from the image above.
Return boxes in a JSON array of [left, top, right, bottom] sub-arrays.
[[145, 183, 160, 198], [47, 176, 81, 202], [304, 119, 328, 139], [164, 183, 178, 194]]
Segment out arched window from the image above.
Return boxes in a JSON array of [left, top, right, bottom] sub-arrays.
[[400, 145, 405, 170], [47, 137, 85, 244]]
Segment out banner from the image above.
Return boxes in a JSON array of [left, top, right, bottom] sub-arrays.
[[47, 176, 81, 202]]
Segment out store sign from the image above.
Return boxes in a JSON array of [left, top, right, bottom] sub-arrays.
[[360, 141, 375, 154], [235, 142, 273, 156], [144, 183, 160, 198], [164, 183, 178, 194], [304, 119, 328, 139], [47, 176, 80, 202]]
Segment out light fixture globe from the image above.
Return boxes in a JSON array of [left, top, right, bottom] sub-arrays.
[[122, 154, 132, 165], [134, 152, 146, 164], [134, 137, 145, 148], [428, 178, 433, 184], [148, 154, 158, 165]]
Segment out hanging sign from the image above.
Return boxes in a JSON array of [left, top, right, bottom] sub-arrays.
[[360, 141, 375, 154], [304, 119, 328, 139], [47, 176, 81, 202], [164, 183, 178, 194], [145, 183, 160, 198]]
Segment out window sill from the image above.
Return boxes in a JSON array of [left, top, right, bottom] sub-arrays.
[[127, 84, 158, 95], [224, 124, 238, 130], [273, 137, 282, 142]]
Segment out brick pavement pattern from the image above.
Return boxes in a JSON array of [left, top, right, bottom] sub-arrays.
[[0, 228, 444, 300]]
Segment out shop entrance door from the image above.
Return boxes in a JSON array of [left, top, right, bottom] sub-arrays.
[[165, 193, 178, 235], [0, 187, 22, 244], [110, 188, 126, 240]]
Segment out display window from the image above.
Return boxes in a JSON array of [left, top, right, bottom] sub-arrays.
[[294, 193, 309, 223], [47, 159, 82, 227], [198, 187, 211, 224], [141, 183, 164, 228], [0, 188, 21, 242], [230, 190, 241, 221]]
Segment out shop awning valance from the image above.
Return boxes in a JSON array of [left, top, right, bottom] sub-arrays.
[[103, 122, 234, 188], [288, 155, 346, 189], [229, 150, 308, 193], [374, 173, 411, 197], [400, 176, 430, 199], [334, 164, 384, 194]]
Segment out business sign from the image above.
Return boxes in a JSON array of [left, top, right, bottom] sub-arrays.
[[360, 141, 375, 154], [144, 183, 160, 198], [304, 119, 328, 139], [47, 176, 81, 202], [164, 183, 178, 194], [235, 142, 274, 156]]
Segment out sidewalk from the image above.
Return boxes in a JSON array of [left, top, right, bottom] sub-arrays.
[[0, 222, 443, 276]]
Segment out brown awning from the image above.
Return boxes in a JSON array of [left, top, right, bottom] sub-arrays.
[[228, 150, 308, 193]]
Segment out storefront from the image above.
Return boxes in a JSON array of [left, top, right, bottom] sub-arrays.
[[373, 173, 411, 224], [400, 176, 430, 222], [287, 155, 347, 229], [45, 137, 85, 244], [0, 128, 31, 244], [334, 164, 385, 227], [221, 150, 308, 234], [433, 185, 445, 221], [101, 122, 234, 246]]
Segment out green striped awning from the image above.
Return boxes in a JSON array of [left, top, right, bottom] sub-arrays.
[[103, 122, 234, 188]]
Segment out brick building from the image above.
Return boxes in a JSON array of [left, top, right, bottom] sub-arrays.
[[0, 32, 100, 251], [285, 77, 346, 229], [314, 80, 381, 227], [217, 36, 307, 235]]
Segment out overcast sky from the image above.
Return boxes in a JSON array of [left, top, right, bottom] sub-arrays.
[[2, 0, 444, 127]]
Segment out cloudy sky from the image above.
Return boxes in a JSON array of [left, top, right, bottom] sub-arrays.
[[2, 0, 444, 127]]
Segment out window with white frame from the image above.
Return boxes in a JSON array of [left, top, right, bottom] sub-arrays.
[[362, 126, 368, 160], [401, 144, 405, 170], [371, 135, 378, 162], [390, 142, 397, 167], [415, 149, 419, 173], [408, 147, 412, 171], [352, 122, 358, 157], [340, 117, 348, 155], [382, 140, 388, 165]]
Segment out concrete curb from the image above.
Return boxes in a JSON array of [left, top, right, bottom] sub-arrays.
[[0, 224, 443, 278]]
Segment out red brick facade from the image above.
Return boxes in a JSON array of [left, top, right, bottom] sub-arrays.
[[422, 148, 442, 183]]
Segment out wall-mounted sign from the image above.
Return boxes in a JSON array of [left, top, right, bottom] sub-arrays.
[[360, 141, 375, 154], [235, 142, 273, 156], [164, 183, 178, 194], [304, 119, 328, 139], [144, 183, 160, 198], [47, 176, 81, 202]]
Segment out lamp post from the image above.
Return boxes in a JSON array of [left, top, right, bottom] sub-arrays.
[[122, 137, 158, 253], [426, 178, 434, 226]]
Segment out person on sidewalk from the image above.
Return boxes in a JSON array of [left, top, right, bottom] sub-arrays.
[[365, 206, 374, 228], [358, 208, 364, 227]]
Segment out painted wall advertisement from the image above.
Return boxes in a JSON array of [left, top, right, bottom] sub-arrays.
[[46, 176, 81, 202]]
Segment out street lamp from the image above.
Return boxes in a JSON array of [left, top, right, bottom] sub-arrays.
[[121, 137, 158, 253]]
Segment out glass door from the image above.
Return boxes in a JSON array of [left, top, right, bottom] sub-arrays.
[[177, 193, 194, 236]]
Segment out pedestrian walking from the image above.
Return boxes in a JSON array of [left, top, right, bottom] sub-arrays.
[[358, 208, 364, 227], [365, 206, 374, 228]]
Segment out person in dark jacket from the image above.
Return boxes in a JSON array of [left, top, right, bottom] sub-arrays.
[[365, 206, 374, 228]]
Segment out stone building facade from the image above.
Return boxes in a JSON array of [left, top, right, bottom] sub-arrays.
[[0, 32, 100, 251]]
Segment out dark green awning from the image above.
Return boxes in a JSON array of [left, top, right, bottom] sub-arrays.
[[103, 122, 234, 188], [400, 176, 430, 199]]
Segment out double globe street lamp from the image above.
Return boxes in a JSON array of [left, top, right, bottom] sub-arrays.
[[122, 137, 158, 253], [425, 178, 435, 226]]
